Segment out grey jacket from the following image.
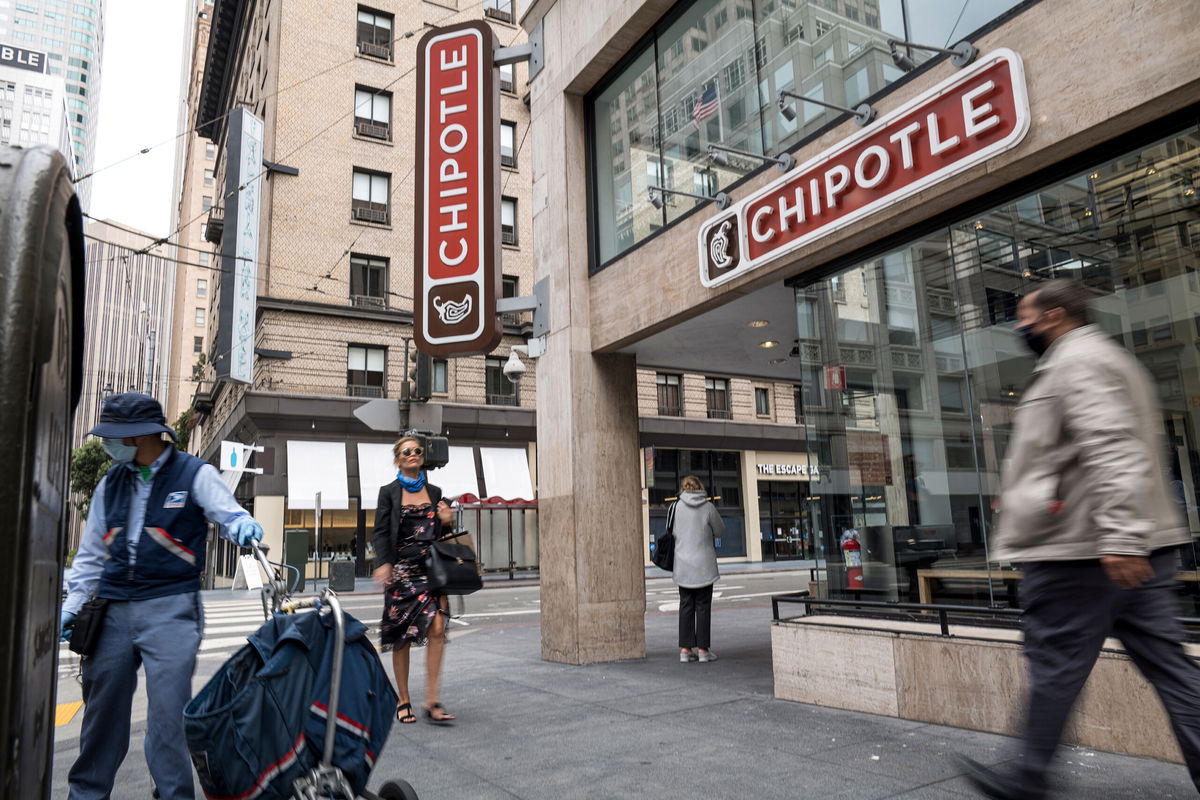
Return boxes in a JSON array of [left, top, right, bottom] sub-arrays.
[[671, 491, 724, 588], [992, 325, 1189, 562]]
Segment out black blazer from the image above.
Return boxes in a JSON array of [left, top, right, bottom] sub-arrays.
[[371, 480, 445, 570]]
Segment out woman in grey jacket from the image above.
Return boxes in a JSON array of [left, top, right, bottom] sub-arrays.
[[672, 475, 725, 663]]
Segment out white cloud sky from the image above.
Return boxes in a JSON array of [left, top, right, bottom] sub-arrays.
[[86, 0, 188, 238]]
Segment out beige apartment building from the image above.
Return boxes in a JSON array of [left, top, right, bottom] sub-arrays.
[[183, 0, 540, 579]]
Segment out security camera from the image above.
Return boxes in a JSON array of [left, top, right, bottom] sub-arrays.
[[503, 347, 528, 384]]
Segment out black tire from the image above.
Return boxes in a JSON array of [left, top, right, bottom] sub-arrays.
[[376, 779, 420, 800]]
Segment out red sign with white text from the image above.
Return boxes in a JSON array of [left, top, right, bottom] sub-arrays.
[[699, 49, 1030, 287], [415, 21, 502, 356]]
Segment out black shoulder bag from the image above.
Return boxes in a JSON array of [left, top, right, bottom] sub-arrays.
[[425, 532, 482, 595], [651, 502, 677, 572], [69, 597, 109, 656]]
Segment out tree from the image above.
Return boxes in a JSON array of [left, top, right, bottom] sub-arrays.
[[70, 438, 111, 518], [173, 408, 195, 452]]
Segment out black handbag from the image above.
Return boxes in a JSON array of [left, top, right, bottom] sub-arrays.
[[651, 502, 677, 572], [425, 537, 482, 595], [68, 597, 109, 656]]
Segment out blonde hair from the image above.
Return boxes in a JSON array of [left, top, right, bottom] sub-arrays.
[[680, 475, 705, 493], [392, 436, 423, 465]]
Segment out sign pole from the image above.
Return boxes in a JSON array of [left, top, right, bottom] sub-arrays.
[[314, 490, 322, 591]]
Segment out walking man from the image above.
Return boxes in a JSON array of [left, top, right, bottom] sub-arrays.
[[961, 280, 1200, 798], [60, 393, 263, 800]]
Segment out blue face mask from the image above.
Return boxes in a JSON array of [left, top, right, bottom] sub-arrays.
[[102, 438, 137, 463]]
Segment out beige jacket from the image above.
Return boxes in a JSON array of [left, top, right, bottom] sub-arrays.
[[992, 325, 1189, 562]]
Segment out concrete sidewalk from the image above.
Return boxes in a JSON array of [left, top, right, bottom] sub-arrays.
[[52, 600, 1195, 798]]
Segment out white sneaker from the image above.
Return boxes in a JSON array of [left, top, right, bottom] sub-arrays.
[[698, 650, 717, 663], [680, 649, 698, 662]]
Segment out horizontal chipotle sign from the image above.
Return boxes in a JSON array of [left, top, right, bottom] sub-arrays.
[[415, 21, 502, 356], [699, 49, 1030, 288]]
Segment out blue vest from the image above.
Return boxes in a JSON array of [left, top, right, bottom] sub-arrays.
[[98, 448, 210, 601]]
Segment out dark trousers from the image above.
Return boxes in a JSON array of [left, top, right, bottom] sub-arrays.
[[678, 585, 713, 649], [1018, 548, 1200, 795]]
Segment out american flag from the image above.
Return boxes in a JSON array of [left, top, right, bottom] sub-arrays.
[[692, 83, 719, 129]]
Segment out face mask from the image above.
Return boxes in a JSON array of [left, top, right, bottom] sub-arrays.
[[102, 438, 137, 463], [1015, 315, 1050, 357]]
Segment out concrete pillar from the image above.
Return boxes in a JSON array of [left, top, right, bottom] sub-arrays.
[[531, 89, 646, 664]]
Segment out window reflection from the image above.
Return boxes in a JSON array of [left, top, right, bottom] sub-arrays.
[[795, 125, 1200, 609], [589, 0, 1029, 265]]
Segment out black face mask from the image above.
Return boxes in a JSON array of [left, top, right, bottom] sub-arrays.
[[1016, 321, 1050, 357]]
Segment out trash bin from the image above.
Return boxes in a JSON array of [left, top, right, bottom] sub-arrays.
[[329, 559, 356, 592]]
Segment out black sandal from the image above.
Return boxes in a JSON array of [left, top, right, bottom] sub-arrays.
[[396, 703, 417, 724], [424, 702, 455, 725]]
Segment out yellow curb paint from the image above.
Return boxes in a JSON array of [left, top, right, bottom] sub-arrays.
[[55, 701, 83, 727]]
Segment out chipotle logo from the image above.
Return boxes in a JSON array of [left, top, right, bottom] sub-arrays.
[[415, 21, 502, 356], [699, 49, 1030, 288]]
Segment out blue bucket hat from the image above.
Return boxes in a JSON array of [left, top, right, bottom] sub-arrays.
[[88, 393, 178, 441]]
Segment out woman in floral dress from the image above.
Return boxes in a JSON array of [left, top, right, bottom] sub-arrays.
[[371, 436, 457, 724]]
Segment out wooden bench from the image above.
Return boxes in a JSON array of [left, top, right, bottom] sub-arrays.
[[917, 568, 1200, 605]]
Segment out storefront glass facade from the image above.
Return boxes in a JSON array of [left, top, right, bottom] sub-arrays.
[[795, 125, 1200, 607], [589, 0, 1029, 265], [649, 448, 747, 557]]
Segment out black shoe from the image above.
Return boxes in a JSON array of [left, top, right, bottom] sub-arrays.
[[957, 757, 1043, 800]]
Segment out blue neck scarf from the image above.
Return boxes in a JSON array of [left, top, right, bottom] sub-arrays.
[[397, 470, 426, 492]]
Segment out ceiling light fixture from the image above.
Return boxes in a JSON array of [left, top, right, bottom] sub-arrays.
[[759, 340, 780, 349], [747, 320, 770, 328]]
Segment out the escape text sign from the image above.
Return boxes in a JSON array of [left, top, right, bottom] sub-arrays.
[[699, 49, 1029, 287]]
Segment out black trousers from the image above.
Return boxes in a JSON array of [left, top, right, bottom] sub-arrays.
[[1018, 548, 1200, 795], [678, 585, 713, 649]]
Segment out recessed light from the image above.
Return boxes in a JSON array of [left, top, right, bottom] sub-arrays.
[[973, 221, 984, 230], [759, 340, 779, 349], [747, 320, 770, 328]]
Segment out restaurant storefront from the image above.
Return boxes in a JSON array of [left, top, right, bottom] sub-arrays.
[[521, 0, 1200, 661]]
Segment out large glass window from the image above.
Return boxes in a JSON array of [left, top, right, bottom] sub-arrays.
[[649, 448, 747, 557], [588, 0, 1030, 266], [794, 124, 1200, 610]]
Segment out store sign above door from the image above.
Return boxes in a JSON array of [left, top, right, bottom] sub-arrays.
[[415, 21, 503, 356], [698, 49, 1030, 288]]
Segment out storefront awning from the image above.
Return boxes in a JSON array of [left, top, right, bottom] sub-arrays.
[[479, 447, 535, 502], [286, 440, 349, 509], [430, 445, 480, 501], [357, 443, 398, 510]]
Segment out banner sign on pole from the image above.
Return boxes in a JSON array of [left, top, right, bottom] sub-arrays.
[[216, 108, 264, 383], [414, 21, 502, 357]]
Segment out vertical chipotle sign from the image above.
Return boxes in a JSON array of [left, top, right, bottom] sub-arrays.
[[415, 21, 502, 356]]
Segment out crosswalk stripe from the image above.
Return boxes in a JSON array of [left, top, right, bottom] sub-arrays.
[[55, 701, 83, 726]]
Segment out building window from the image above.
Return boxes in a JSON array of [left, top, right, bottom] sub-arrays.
[[351, 169, 390, 224], [501, 196, 517, 245], [201, 195, 212, 212], [203, 168, 213, 186], [356, 7, 393, 60], [347, 345, 386, 397], [500, 275, 520, 325], [485, 357, 519, 406], [432, 358, 448, 393], [354, 86, 391, 140], [938, 376, 966, 413], [193, 336, 203, 355], [194, 308, 205, 326], [500, 120, 517, 168], [656, 372, 681, 416], [198, 251, 209, 266], [349, 253, 388, 307], [197, 279, 207, 298], [499, 63, 516, 93], [205, 142, 215, 159], [755, 387, 770, 416], [484, 0, 514, 23], [705, 377, 730, 419]]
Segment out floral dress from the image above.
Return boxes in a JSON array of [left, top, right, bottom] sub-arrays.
[[380, 503, 444, 650]]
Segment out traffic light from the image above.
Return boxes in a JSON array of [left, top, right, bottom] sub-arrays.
[[412, 352, 432, 401], [405, 429, 449, 469]]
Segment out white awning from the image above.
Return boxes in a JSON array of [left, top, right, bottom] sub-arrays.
[[429, 446, 479, 501], [479, 447, 534, 501], [286, 440, 349, 509], [357, 443, 397, 510]]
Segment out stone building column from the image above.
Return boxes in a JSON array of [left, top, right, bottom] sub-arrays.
[[530, 87, 646, 664]]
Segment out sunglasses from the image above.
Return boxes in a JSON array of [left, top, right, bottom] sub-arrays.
[[400, 447, 424, 457]]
